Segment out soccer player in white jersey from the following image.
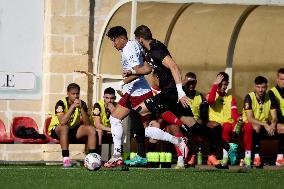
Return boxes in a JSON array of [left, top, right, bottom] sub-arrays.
[[104, 26, 187, 168]]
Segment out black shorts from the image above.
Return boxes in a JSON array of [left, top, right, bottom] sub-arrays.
[[278, 115, 284, 124], [51, 125, 81, 143], [144, 88, 194, 118]]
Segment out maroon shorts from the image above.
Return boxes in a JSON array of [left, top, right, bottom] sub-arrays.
[[118, 91, 153, 109]]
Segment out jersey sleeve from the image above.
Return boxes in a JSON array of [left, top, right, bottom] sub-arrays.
[[55, 100, 65, 115], [92, 103, 101, 116], [268, 91, 278, 110], [244, 94, 252, 110]]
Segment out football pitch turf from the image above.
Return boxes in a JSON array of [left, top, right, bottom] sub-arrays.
[[0, 165, 284, 189]]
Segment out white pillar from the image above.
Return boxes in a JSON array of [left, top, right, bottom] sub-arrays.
[[130, 0, 137, 40]]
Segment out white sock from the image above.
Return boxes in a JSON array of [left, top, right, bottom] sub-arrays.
[[277, 154, 283, 160], [223, 149, 228, 158], [145, 127, 179, 144], [254, 153, 260, 158], [177, 156, 184, 164], [110, 115, 123, 157], [245, 151, 251, 159]]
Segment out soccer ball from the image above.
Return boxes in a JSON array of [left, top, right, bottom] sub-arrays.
[[84, 153, 102, 171]]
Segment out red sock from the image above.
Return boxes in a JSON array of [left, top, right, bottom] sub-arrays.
[[243, 123, 253, 150], [161, 111, 183, 126], [174, 133, 183, 156]]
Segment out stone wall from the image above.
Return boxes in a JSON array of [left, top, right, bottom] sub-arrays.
[[0, 0, 121, 134]]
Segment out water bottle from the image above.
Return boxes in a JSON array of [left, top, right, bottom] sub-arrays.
[[197, 147, 202, 165], [235, 117, 243, 135]]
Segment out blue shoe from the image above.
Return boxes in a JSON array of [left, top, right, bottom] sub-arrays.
[[228, 143, 238, 165], [124, 155, 147, 167]]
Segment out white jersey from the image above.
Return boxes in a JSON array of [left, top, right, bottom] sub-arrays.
[[121, 40, 151, 96]]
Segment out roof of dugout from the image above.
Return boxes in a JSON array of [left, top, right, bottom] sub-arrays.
[[94, 0, 284, 103]]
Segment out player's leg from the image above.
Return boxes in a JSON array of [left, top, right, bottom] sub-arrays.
[[104, 104, 130, 167], [76, 124, 97, 153], [276, 123, 284, 166], [221, 123, 233, 165], [240, 122, 253, 167], [167, 124, 187, 168], [54, 124, 71, 167], [96, 129, 103, 155], [252, 123, 262, 167]]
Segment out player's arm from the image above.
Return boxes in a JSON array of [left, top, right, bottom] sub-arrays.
[[244, 95, 269, 127], [161, 56, 189, 107], [93, 116, 111, 132], [268, 91, 278, 136], [231, 97, 239, 123], [207, 74, 224, 105], [92, 103, 111, 132], [80, 101, 90, 126], [57, 100, 78, 125], [122, 62, 152, 82]]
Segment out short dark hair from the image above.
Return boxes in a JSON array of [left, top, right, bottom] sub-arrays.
[[134, 25, 152, 40], [67, 83, 80, 92], [217, 72, 229, 82], [185, 72, 197, 80], [106, 26, 127, 39], [255, 76, 267, 85], [277, 68, 284, 75], [104, 87, 115, 95]]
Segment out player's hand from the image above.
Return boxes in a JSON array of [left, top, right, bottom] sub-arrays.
[[73, 99, 82, 108], [107, 103, 115, 112], [122, 70, 132, 77], [214, 74, 224, 85], [178, 96, 190, 108], [264, 124, 275, 136]]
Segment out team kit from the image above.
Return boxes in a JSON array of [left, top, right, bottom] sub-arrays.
[[48, 25, 284, 170]]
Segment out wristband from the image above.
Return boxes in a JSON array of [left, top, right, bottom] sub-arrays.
[[176, 83, 186, 100], [130, 68, 137, 74]]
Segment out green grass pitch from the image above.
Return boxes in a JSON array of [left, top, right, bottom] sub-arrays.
[[0, 165, 284, 189]]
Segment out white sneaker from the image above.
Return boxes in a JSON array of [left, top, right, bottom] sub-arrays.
[[175, 156, 185, 169]]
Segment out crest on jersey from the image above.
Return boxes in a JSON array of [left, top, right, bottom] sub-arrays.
[[245, 103, 250, 109], [93, 108, 100, 116], [56, 106, 63, 113]]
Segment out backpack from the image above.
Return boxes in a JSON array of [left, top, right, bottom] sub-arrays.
[[15, 126, 46, 140]]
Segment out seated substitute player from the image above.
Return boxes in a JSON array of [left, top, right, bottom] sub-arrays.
[[104, 26, 187, 168], [122, 25, 236, 168], [183, 72, 224, 167], [270, 68, 284, 166], [242, 76, 277, 167], [207, 72, 248, 166], [48, 83, 97, 167], [92, 87, 117, 155]]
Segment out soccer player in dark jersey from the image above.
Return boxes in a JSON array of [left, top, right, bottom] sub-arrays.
[[242, 76, 277, 167], [123, 25, 232, 168], [269, 68, 284, 166]]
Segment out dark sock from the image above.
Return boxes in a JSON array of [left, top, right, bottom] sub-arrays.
[[62, 150, 69, 157], [129, 109, 146, 158], [147, 142, 157, 152], [137, 142, 146, 158], [211, 125, 230, 153], [96, 145, 102, 155], [278, 134, 284, 154], [253, 130, 260, 154], [89, 149, 99, 154]]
